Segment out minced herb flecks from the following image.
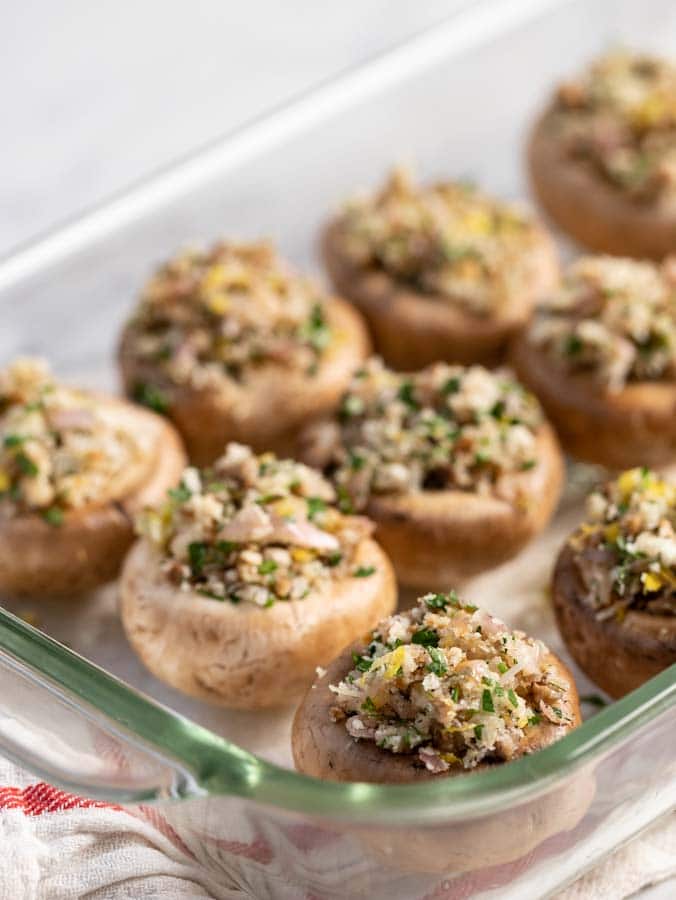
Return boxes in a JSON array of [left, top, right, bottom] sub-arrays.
[[329, 591, 575, 772], [528, 256, 676, 390], [569, 467, 675, 619], [552, 51, 676, 203], [0, 358, 148, 517], [335, 168, 546, 316], [137, 443, 377, 607], [124, 241, 333, 392], [304, 357, 543, 510]]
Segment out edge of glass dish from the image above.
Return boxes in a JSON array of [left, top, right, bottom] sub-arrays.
[[0, 606, 674, 822], [0, 0, 673, 821], [0, 0, 568, 290]]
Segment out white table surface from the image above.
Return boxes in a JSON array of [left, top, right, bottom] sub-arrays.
[[0, 2, 673, 897]]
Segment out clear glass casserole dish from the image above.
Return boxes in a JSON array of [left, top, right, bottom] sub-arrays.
[[0, 0, 674, 896]]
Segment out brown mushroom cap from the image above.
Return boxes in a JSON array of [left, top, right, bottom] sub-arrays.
[[552, 542, 676, 698], [511, 332, 676, 470], [292, 628, 588, 876], [529, 108, 676, 260], [300, 421, 564, 589], [119, 297, 370, 466], [292, 637, 581, 784], [120, 536, 396, 710], [0, 401, 186, 598], [322, 218, 559, 370]]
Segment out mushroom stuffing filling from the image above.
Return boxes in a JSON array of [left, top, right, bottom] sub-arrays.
[[125, 241, 333, 396], [569, 468, 676, 619], [329, 591, 574, 772], [309, 358, 543, 510], [0, 358, 147, 519], [335, 169, 546, 316], [528, 256, 676, 390], [553, 51, 676, 203], [137, 443, 376, 606]]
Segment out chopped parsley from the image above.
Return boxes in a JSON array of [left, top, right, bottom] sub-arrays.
[[42, 506, 64, 527], [188, 541, 208, 576], [258, 559, 278, 575], [352, 652, 373, 673], [168, 482, 192, 503], [133, 381, 169, 415], [426, 646, 448, 676], [306, 497, 327, 520], [3, 434, 25, 448], [16, 453, 38, 477], [353, 565, 376, 578], [397, 380, 418, 409], [411, 628, 439, 648]]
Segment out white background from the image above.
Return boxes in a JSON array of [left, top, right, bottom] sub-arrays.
[[0, 2, 672, 896]]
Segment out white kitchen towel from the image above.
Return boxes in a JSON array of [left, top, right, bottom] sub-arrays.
[[0, 759, 673, 900]]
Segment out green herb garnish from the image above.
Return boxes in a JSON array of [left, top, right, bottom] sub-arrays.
[[16, 453, 38, 477], [306, 497, 327, 520], [481, 689, 495, 713], [188, 541, 208, 576], [411, 628, 439, 648], [426, 646, 448, 676], [133, 382, 169, 415], [42, 506, 64, 527], [352, 652, 373, 673], [353, 565, 376, 578]]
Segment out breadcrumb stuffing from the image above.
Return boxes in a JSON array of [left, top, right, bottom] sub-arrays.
[[336, 168, 545, 315], [553, 51, 676, 203], [138, 443, 376, 606], [330, 591, 575, 772], [305, 358, 543, 510], [0, 358, 148, 517], [569, 467, 675, 618], [124, 241, 333, 394], [528, 256, 676, 390]]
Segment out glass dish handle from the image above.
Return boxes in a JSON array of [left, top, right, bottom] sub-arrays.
[[0, 606, 258, 803]]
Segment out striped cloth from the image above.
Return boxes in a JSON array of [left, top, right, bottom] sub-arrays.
[[0, 759, 673, 899]]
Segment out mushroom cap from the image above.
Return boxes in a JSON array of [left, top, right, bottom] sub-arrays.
[[0, 400, 186, 598], [119, 297, 370, 465], [552, 542, 676, 698], [292, 637, 581, 784], [511, 332, 676, 470], [322, 218, 559, 370], [300, 421, 564, 589], [120, 536, 396, 710], [529, 108, 676, 260]]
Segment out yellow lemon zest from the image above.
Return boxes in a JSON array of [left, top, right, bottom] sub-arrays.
[[291, 547, 314, 563], [371, 645, 407, 680], [205, 292, 231, 315], [618, 468, 642, 498], [441, 752, 461, 765], [272, 498, 296, 518], [604, 523, 620, 543], [462, 208, 492, 235], [641, 570, 664, 593]]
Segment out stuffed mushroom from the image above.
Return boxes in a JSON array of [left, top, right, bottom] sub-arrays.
[[299, 358, 564, 587], [120, 443, 396, 709], [0, 358, 186, 597], [292, 592, 585, 874], [529, 50, 676, 259], [322, 168, 559, 369], [511, 255, 676, 469], [553, 467, 675, 698], [119, 240, 370, 465]]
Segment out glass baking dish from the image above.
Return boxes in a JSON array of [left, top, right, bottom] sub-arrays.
[[0, 0, 674, 896]]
